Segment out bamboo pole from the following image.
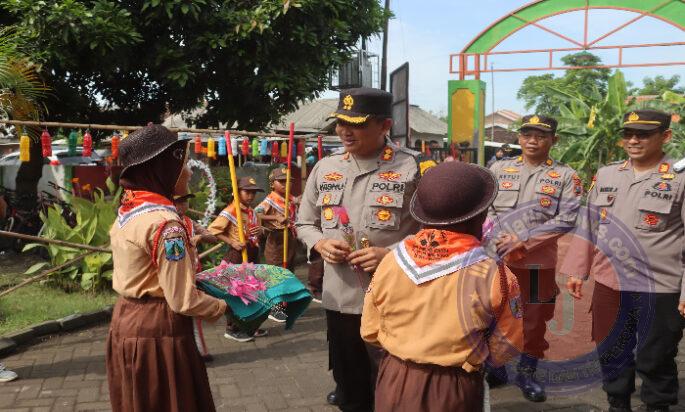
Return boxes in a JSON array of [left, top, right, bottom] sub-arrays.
[[224, 130, 248, 263], [198, 243, 224, 260], [282, 123, 295, 268], [0, 251, 96, 298], [2, 119, 317, 140], [0, 230, 111, 253]]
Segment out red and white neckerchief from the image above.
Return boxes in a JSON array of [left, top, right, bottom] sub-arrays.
[[117, 190, 176, 228], [219, 204, 259, 246], [394, 229, 489, 285]]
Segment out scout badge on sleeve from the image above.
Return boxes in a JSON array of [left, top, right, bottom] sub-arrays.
[[164, 237, 186, 261]]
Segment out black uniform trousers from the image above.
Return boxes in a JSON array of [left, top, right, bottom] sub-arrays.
[[592, 282, 685, 408], [326, 310, 384, 412]]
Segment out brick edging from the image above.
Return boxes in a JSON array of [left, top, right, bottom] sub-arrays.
[[0, 305, 113, 357]]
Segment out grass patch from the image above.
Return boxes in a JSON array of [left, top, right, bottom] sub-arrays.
[[0, 283, 117, 335]]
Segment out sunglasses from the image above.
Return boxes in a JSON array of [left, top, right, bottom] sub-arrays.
[[621, 130, 661, 140]]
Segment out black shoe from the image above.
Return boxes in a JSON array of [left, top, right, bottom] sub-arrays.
[[485, 366, 508, 388], [326, 390, 338, 406], [607, 396, 632, 412], [515, 372, 546, 403]]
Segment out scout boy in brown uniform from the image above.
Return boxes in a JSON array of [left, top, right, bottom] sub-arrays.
[[564, 110, 685, 412], [487, 114, 581, 402], [296, 87, 422, 411], [361, 161, 523, 412], [255, 167, 299, 270]]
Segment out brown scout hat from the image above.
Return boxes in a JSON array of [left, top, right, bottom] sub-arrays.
[[238, 176, 264, 192], [328, 87, 393, 124], [119, 124, 187, 179], [410, 162, 498, 226], [620, 109, 671, 131], [520, 114, 558, 134], [269, 167, 288, 181]]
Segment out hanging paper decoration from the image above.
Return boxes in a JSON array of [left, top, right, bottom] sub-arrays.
[[111, 134, 120, 159], [271, 139, 279, 162], [317, 135, 323, 160], [297, 140, 305, 157], [425, 144, 431, 157], [194, 134, 202, 154], [68, 130, 78, 156], [241, 137, 249, 157], [421, 140, 426, 154], [207, 137, 216, 159], [82, 130, 93, 157], [41, 129, 52, 158], [252, 138, 259, 158], [218, 135, 227, 156], [280, 141, 287, 159], [19, 130, 30, 162]]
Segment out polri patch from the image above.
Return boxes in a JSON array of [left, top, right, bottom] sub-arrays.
[[653, 182, 671, 192], [164, 237, 186, 261], [378, 171, 401, 181], [539, 197, 552, 208], [324, 172, 344, 182]]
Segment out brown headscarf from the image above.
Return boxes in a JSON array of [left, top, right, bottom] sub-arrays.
[[119, 140, 188, 200]]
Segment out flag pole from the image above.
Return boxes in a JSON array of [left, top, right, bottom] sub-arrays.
[[283, 122, 295, 268], [225, 130, 248, 263]]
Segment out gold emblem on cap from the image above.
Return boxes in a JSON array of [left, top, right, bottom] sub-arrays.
[[343, 95, 354, 110], [628, 112, 639, 122], [281, 168, 287, 174], [529, 115, 541, 125], [249, 178, 256, 184]]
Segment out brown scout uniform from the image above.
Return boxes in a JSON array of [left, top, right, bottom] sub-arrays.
[[488, 155, 581, 360], [296, 141, 421, 313]]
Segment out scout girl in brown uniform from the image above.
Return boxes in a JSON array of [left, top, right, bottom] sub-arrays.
[[107, 125, 227, 412], [255, 167, 299, 270], [361, 161, 523, 412]]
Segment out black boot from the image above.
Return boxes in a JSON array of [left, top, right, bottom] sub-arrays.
[[515, 355, 546, 403], [485, 366, 508, 388], [607, 395, 632, 412]]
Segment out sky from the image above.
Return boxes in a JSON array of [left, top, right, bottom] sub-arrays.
[[325, 0, 685, 117]]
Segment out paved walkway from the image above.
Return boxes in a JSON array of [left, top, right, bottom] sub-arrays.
[[2, 268, 685, 411]]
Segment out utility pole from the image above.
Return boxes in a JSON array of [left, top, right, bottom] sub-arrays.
[[380, 0, 390, 91]]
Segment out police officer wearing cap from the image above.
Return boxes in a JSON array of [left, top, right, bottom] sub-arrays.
[[487, 114, 582, 402], [564, 109, 685, 412], [296, 87, 422, 411]]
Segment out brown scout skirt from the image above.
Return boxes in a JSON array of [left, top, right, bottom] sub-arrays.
[[106, 297, 216, 412], [375, 354, 484, 412], [263, 229, 296, 270]]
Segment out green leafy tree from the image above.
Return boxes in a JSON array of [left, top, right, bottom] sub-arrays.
[[517, 52, 610, 116], [1, 0, 388, 128], [633, 75, 685, 96]]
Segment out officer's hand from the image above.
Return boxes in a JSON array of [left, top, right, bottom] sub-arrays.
[[248, 226, 262, 237], [495, 232, 525, 258], [347, 247, 390, 273], [230, 240, 246, 251], [314, 239, 351, 264], [679, 301, 685, 318], [566, 276, 584, 300]]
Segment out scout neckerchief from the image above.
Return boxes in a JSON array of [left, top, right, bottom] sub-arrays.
[[117, 190, 176, 228], [262, 191, 297, 235], [219, 203, 259, 246], [394, 229, 489, 285]]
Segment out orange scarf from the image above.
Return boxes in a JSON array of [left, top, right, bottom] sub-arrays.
[[117, 190, 176, 228]]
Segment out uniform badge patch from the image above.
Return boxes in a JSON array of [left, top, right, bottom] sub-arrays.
[[572, 174, 583, 196], [376, 209, 392, 221], [643, 213, 660, 226], [322, 193, 332, 205], [503, 167, 520, 173], [164, 237, 186, 261], [501, 181, 513, 189], [324, 172, 344, 182], [379, 171, 401, 181], [381, 147, 394, 161], [323, 207, 334, 221], [653, 182, 672, 192], [599, 208, 608, 222], [376, 195, 394, 206], [509, 295, 523, 319], [545, 159, 553, 166], [541, 185, 556, 195], [539, 197, 552, 208], [548, 171, 560, 178], [661, 173, 675, 180], [658, 163, 670, 174]]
